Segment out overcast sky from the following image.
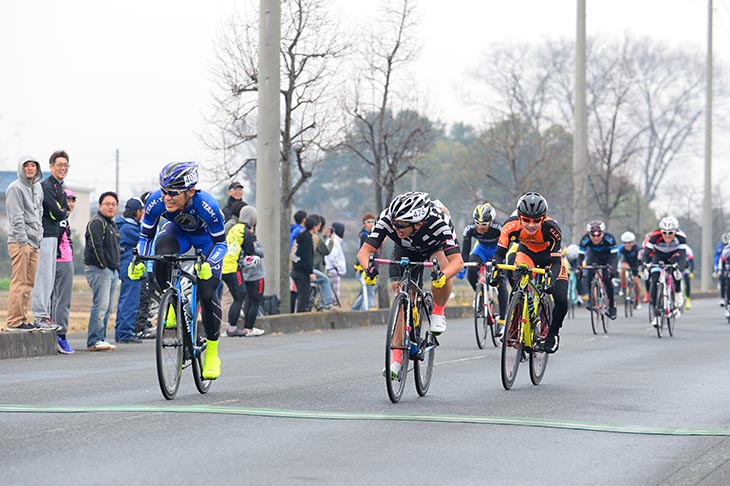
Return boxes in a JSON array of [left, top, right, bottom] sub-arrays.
[[0, 0, 727, 206]]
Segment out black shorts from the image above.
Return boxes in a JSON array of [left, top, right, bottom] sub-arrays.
[[388, 245, 432, 284]]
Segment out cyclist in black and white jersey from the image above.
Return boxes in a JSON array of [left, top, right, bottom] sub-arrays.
[[641, 216, 688, 315], [357, 192, 464, 336]]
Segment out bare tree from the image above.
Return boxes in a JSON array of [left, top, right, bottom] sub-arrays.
[[204, 0, 348, 310], [341, 0, 437, 213]]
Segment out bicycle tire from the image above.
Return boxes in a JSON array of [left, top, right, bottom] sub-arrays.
[[156, 289, 183, 400], [488, 286, 500, 348], [666, 284, 676, 337], [601, 288, 608, 334], [655, 282, 664, 338], [414, 300, 435, 397], [385, 293, 409, 403], [590, 280, 601, 335], [627, 284, 635, 318], [529, 297, 551, 385], [501, 292, 524, 390], [474, 283, 488, 349], [192, 303, 212, 394]]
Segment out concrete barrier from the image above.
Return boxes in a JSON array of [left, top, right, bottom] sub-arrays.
[[0, 331, 57, 359]]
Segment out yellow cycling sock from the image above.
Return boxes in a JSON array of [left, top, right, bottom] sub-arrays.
[[203, 339, 221, 380]]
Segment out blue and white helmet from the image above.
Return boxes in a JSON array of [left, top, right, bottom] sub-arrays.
[[159, 161, 199, 191]]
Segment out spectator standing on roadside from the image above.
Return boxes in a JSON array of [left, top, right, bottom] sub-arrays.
[[114, 197, 145, 344], [222, 204, 256, 337], [84, 191, 121, 351], [51, 189, 77, 353], [222, 181, 246, 221], [289, 209, 307, 312], [311, 214, 334, 309], [5, 156, 44, 331], [237, 207, 266, 336], [351, 213, 377, 310], [32, 150, 70, 331], [325, 222, 346, 306], [291, 217, 317, 312]]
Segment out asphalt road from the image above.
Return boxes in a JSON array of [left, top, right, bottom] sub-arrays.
[[2, 298, 730, 485]]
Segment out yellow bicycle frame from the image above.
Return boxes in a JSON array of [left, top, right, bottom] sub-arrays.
[[497, 263, 546, 349]]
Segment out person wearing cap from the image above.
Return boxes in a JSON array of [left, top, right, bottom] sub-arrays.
[[222, 181, 247, 221], [114, 197, 145, 343], [51, 189, 77, 353]]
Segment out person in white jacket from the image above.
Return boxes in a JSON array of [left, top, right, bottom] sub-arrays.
[[325, 222, 346, 306]]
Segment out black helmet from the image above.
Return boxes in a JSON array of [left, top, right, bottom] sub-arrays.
[[472, 203, 496, 224], [586, 220, 606, 235], [517, 192, 548, 219]]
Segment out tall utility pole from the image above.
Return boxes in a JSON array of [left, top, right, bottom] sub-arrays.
[[115, 148, 120, 196], [572, 0, 588, 242], [702, 0, 714, 291], [257, 0, 282, 300]]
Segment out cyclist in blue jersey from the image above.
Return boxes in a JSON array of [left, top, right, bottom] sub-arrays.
[[129, 162, 226, 380], [577, 220, 619, 319], [714, 232, 730, 307], [458, 203, 508, 333]]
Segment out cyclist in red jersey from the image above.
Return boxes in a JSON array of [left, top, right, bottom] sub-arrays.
[[490, 192, 568, 354]]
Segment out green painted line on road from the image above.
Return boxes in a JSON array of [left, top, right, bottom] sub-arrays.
[[2, 403, 729, 436]]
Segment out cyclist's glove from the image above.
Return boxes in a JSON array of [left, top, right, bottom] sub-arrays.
[[196, 261, 213, 280], [456, 268, 466, 280], [488, 268, 502, 287], [432, 271, 447, 289], [363, 264, 378, 286], [353, 263, 364, 274], [128, 261, 146, 280]]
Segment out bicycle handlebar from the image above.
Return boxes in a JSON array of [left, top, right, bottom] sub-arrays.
[[462, 261, 494, 268], [133, 248, 204, 264], [495, 263, 546, 275], [373, 257, 436, 268]]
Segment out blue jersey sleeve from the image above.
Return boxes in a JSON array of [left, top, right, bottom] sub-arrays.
[[195, 191, 227, 265], [137, 189, 165, 256]]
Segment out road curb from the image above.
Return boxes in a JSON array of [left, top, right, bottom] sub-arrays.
[[0, 331, 56, 359]]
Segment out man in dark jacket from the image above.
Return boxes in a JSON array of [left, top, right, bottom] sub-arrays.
[[32, 150, 70, 330], [290, 218, 317, 312], [84, 191, 121, 351], [114, 197, 144, 343], [222, 181, 247, 221]]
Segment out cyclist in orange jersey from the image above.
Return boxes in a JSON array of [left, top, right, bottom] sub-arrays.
[[489, 192, 568, 354]]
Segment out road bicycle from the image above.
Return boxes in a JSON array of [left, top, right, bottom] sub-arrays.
[[463, 261, 500, 349], [646, 261, 679, 338], [584, 265, 611, 335], [495, 263, 552, 390], [134, 250, 212, 400], [370, 255, 439, 403], [722, 266, 730, 324], [619, 264, 639, 318]]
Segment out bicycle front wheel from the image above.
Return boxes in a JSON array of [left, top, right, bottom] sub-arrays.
[[529, 297, 551, 385], [191, 303, 212, 394], [501, 292, 524, 390], [156, 289, 183, 400], [385, 293, 409, 403], [590, 281, 601, 335], [666, 285, 676, 337], [655, 284, 664, 338], [474, 283, 488, 349], [414, 301, 435, 397]]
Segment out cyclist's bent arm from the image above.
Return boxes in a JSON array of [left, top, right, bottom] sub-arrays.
[[357, 242, 379, 270], [440, 251, 464, 280]]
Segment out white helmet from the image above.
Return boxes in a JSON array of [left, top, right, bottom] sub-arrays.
[[566, 244, 580, 260], [659, 216, 679, 232], [241, 255, 261, 271], [722, 232, 730, 245], [621, 231, 636, 243], [388, 192, 431, 223]]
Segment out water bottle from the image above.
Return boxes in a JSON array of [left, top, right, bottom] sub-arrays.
[[409, 341, 419, 357]]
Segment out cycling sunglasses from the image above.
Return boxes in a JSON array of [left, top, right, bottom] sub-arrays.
[[661, 231, 675, 235], [519, 216, 543, 224], [392, 221, 412, 230], [475, 221, 491, 227], [161, 188, 184, 197]]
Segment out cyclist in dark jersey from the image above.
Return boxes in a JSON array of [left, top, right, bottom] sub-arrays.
[[577, 220, 619, 319], [491, 192, 568, 354], [129, 161, 227, 380], [459, 203, 508, 331], [617, 231, 644, 309]]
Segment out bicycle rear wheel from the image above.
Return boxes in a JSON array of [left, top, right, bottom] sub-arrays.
[[191, 303, 212, 394], [501, 292, 524, 390], [474, 283, 488, 349], [529, 297, 551, 385], [414, 301, 435, 397], [590, 281, 601, 335], [385, 293, 409, 403], [156, 289, 183, 400]]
